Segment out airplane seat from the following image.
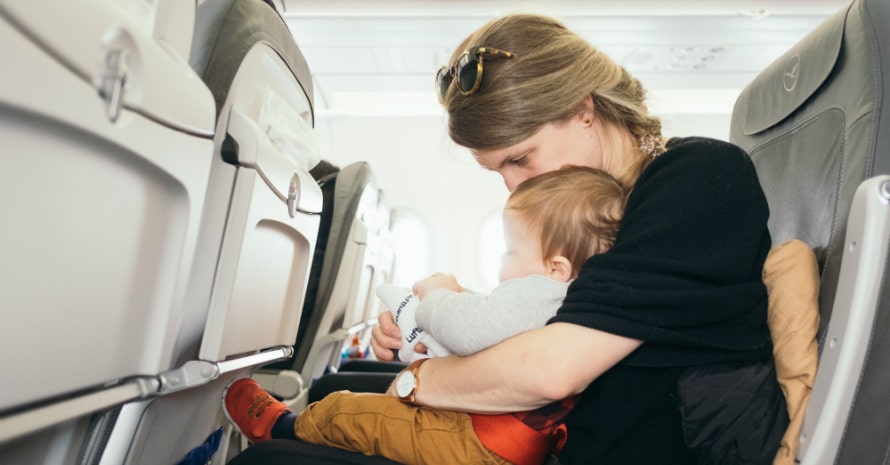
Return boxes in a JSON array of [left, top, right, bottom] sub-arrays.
[[248, 160, 339, 400], [90, 0, 324, 464], [0, 1, 218, 463], [254, 161, 395, 414], [729, 0, 890, 463], [187, 0, 322, 367]]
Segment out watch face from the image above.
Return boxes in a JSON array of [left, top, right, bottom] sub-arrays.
[[396, 371, 416, 397]]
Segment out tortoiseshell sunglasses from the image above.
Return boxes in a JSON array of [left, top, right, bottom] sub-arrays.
[[435, 47, 514, 103]]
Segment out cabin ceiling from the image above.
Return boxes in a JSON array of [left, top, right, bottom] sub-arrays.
[[279, 0, 849, 119]]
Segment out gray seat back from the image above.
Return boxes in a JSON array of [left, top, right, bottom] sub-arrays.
[[730, 0, 890, 463]]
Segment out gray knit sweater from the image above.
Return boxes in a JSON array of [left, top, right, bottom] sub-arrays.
[[414, 274, 569, 356]]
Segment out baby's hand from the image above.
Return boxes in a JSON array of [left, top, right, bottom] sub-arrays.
[[412, 273, 463, 299]]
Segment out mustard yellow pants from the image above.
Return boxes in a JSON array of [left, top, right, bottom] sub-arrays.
[[294, 390, 513, 465]]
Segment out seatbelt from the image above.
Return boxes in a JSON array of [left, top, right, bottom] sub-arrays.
[[471, 413, 567, 465]]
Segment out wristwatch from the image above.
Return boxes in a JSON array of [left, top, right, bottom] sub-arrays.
[[395, 358, 430, 404]]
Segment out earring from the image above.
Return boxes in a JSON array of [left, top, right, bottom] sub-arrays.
[[583, 119, 592, 127], [639, 134, 666, 158]]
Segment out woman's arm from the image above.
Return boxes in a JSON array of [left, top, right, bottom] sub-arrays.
[[388, 322, 642, 413]]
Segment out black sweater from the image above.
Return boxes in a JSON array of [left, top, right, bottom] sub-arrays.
[[551, 137, 775, 464], [552, 136, 773, 365]]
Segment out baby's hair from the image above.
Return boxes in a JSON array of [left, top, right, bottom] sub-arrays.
[[506, 166, 628, 276]]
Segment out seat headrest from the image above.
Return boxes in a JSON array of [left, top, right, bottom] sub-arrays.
[[740, 4, 849, 136], [190, 0, 314, 121]]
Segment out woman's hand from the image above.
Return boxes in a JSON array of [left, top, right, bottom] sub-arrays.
[[370, 309, 430, 361], [370, 310, 402, 361], [412, 272, 463, 299]]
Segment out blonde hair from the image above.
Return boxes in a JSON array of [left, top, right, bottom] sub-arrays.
[[506, 166, 628, 277], [442, 14, 663, 186]]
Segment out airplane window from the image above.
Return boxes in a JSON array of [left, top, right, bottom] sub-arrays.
[[389, 209, 433, 287]]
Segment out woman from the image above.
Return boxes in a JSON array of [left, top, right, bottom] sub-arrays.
[[229, 12, 788, 465], [370, 13, 787, 465]]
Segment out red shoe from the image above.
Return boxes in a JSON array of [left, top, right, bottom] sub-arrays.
[[223, 378, 291, 443]]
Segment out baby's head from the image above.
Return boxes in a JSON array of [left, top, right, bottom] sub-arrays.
[[500, 165, 628, 283]]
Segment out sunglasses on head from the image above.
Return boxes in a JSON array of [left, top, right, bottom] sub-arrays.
[[435, 47, 515, 103]]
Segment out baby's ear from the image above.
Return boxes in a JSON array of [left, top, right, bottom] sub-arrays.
[[547, 256, 573, 282]]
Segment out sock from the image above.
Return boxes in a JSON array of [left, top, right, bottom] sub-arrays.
[[270, 412, 298, 440]]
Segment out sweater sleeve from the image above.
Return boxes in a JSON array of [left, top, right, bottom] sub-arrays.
[[415, 275, 568, 356], [550, 137, 774, 367]]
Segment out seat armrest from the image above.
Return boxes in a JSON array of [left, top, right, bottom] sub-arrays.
[[308, 372, 397, 403], [338, 359, 408, 374], [253, 369, 304, 400]]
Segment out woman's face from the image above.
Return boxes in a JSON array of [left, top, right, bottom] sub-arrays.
[[471, 116, 601, 191]]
